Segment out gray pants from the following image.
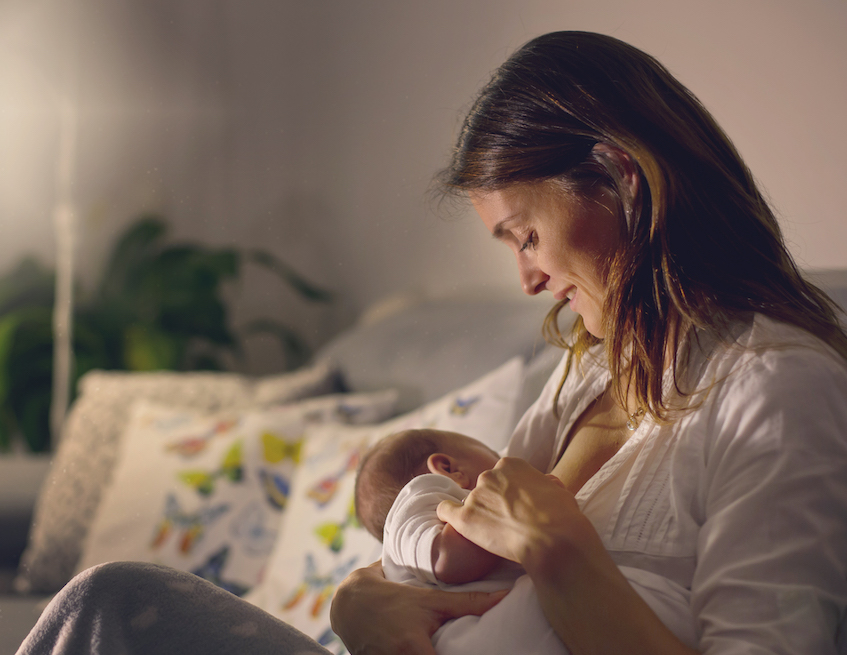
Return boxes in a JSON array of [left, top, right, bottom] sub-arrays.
[[16, 562, 333, 655]]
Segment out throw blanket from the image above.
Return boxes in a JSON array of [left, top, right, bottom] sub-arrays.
[[17, 562, 330, 655]]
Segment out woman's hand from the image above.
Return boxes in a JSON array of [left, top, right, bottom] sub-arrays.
[[330, 560, 508, 655], [438, 458, 699, 655], [436, 457, 583, 569]]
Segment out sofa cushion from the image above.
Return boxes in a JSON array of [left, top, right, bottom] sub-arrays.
[[313, 295, 561, 414], [0, 455, 51, 568], [243, 356, 526, 648], [15, 363, 337, 594], [75, 391, 396, 597]]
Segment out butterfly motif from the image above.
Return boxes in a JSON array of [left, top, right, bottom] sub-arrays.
[[282, 554, 359, 618], [450, 395, 481, 416], [191, 545, 250, 597], [165, 419, 239, 458], [262, 432, 303, 464], [259, 469, 292, 511], [150, 494, 230, 554], [178, 441, 244, 496], [314, 497, 360, 553], [230, 501, 276, 556], [307, 450, 361, 507], [300, 403, 362, 426]]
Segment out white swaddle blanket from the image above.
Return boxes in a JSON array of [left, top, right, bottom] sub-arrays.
[[383, 474, 699, 654]]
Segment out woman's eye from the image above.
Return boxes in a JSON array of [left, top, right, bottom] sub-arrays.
[[519, 232, 537, 253]]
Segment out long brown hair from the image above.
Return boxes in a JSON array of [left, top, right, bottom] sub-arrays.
[[437, 31, 847, 421]]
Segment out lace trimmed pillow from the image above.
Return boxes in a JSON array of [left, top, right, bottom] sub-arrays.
[[74, 390, 397, 596], [244, 357, 526, 650], [15, 363, 337, 594]]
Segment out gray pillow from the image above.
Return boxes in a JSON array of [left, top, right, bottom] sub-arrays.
[[314, 296, 570, 414]]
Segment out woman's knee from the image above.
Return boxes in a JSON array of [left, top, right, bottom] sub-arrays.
[[67, 561, 185, 603]]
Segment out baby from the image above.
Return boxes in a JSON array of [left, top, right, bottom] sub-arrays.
[[356, 429, 512, 589], [354, 428, 700, 655]]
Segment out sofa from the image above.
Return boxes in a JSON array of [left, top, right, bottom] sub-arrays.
[[0, 291, 563, 654], [2, 271, 846, 655]]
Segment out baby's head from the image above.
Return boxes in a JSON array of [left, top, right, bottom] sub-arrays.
[[354, 428, 499, 541]]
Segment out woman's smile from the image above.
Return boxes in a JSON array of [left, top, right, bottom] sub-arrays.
[[471, 182, 622, 338]]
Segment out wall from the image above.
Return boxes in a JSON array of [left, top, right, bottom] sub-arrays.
[[2, 0, 846, 373]]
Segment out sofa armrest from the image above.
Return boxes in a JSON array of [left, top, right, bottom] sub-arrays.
[[0, 455, 52, 566]]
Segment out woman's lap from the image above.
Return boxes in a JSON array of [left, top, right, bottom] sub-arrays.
[[16, 561, 332, 655]]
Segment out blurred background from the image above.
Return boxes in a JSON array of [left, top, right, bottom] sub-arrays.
[[1, 0, 846, 448]]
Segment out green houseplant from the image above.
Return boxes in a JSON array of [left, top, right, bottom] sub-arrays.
[[0, 215, 331, 452]]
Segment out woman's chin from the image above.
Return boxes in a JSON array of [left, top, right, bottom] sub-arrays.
[[579, 312, 606, 339]]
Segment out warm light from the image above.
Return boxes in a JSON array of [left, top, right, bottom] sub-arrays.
[[0, 2, 80, 442]]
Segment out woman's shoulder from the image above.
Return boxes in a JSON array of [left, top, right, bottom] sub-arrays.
[[696, 314, 847, 449], [703, 314, 847, 382]]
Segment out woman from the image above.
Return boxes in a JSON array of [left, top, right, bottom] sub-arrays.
[[329, 31, 847, 654], [17, 30, 847, 655]]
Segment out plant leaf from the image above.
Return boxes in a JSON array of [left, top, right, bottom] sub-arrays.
[[0, 306, 55, 452], [16, 389, 52, 452], [97, 215, 167, 300], [123, 324, 183, 371], [246, 250, 332, 302], [0, 257, 54, 316], [0, 306, 54, 404]]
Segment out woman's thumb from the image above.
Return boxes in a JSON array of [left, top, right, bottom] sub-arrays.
[[436, 498, 462, 524], [429, 588, 509, 621]]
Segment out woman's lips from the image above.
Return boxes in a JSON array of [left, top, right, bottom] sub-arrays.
[[555, 287, 576, 302]]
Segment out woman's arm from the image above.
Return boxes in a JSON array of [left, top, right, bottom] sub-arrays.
[[330, 561, 508, 655], [437, 458, 699, 655], [687, 346, 847, 654]]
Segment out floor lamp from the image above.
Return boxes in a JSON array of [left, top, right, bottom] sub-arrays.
[[49, 98, 76, 446]]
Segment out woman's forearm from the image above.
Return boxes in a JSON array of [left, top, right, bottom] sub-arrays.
[[523, 514, 699, 655]]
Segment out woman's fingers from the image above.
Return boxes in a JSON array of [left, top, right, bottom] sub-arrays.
[[436, 457, 580, 564], [436, 497, 462, 524], [330, 561, 508, 655], [545, 473, 567, 489], [426, 586, 510, 621]]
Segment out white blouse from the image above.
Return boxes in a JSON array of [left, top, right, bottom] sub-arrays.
[[505, 315, 847, 654]]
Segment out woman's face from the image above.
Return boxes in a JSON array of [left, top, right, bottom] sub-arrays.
[[471, 182, 623, 338]]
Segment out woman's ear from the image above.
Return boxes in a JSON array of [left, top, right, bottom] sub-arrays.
[[426, 453, 467, 486], [592, 142, 640, 200]]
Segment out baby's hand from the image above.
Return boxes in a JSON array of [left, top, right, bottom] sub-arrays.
[[432, 522, 504, 585]]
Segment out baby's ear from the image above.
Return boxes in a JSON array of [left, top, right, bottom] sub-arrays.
[[427, 453, 452, 476], [426, 453, 466, 486]]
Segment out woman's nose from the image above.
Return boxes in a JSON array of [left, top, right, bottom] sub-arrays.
[[518, 258, 549, 295]]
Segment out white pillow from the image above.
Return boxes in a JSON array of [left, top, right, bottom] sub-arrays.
[[244, 357, 525, 651], [16, 363, 338, 594], [76, 390, 397, 597]]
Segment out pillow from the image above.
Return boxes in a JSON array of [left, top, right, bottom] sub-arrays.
[[75, 390, 398, 597], [313, 296, 559, 414], [15, 363, 338, 594], [244, 357, 526, 651], [516, 344, 567, 420]]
